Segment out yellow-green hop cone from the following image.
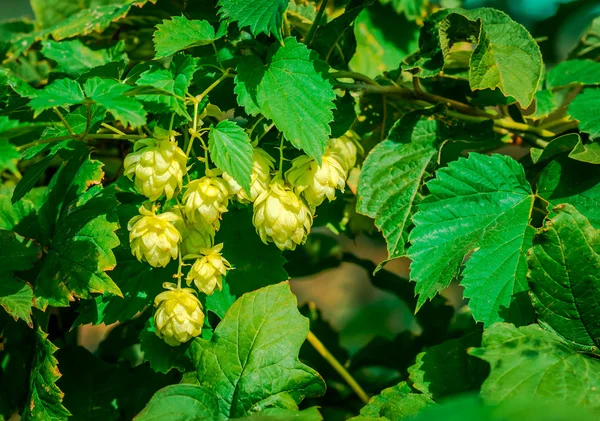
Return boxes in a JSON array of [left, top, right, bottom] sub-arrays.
[[285, 152, 347, 208], [223, 147, 275, 203], [182, 176, 230, 225], [128, 204, 181, 268], [186, 243, 232, 295], [154, 282, 204, 346], [170, 205, 215, 255], [253, 177, 313, 251], [328, 131, 358, 172], [124, 138, 187, 201]]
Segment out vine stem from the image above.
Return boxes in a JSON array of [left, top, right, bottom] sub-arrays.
[[278, 134, 285, 173], [306, 331, 370, 404], [304, 0, 327, 45], [53, 108, 75, 136], [176, 246, 184, 289], [196, 70, 234, 102]]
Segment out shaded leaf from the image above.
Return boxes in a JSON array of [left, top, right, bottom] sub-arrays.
[[140, 318, 193, 374], [349, 382, 433, 421], [546, 59, 600, 89], [568, 88, 600, 140], [0, 276, 34, 326]]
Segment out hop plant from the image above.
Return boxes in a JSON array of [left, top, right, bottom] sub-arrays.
[[182, 175, 230, 225], [223, 147, 275, 203], [186, 243, 232, 295], [128, 204, 181, 268], [124, 137, 188, 201], [253, 177, 313, 251], [170, 205, 215, 256], [328, 132, 358, 172], [154, 282, 204, 346], [285, 151, 347, 208]]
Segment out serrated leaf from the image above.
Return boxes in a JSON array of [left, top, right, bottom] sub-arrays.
[[407, 332, 487, 400], [405, 8, 542, 107], [469, 323, 600, 413], [349, 382, 433, 421], [84, 77, 147, 128], [0, 230, 40, 272], [0, 185, 45, 237], [568, 88, 600, 140], [208, 120, 253, 194], [214, 208, 288, 299], [528, 205, 600, 353], [408, 153, 535, 326], [22, 328, 71, 421], [41, 39, 127, 78], [140, 318, 193, 374], [357, 109, 439, 262], [0, 276, 34, 326], [28, 78, 85, 117], [136, 54, 198, 118], [0, 115, 47, 140], [218, 0, 287, 40], [134, 384, 221, 421], [546, 59, 600, 89], [190, 282, 325, 418], [153, 16, 220, 59], [537, 156, 600, 228], [234, 38, 335, 160]]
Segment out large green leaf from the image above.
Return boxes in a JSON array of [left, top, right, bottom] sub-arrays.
[[405, 8, 542, 107], [134, 384, 221, 421], [84, 77, 147, 128], [217, 0, 287, 40], [546, 59, 600, 89], [190, 282, 325, 418], [528, 204, 600, 352], [568, 88, 600, 140], [234, 37, 336, 161], [208, 120, 253, 195], [22, 328, 71, 421], [349, 382, 433, 421], [153, 16, 220, 59], [41, 39, 127, 77], [470, 323, 600, 413], [408, 332, 487, 400], [136, 54, 198, 118], [408, 153, 535, 326], [357, 109, 438, 262], [537, 156, 600, 228], [530, 133, 600, 165], [28, 78, 85, 117]]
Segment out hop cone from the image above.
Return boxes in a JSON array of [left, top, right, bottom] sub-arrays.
[[182, 175, 230, 225], [170, 205, 215, 256], [253, 177, 313, 251], [285, 151, 347, 208], [223, 147, 275, 203], [154, 282, 204, 346], [328, 131, 358, 172], [186, 243, 232, 295], [124, 138, 187, 201], [128, 204, 181, 267]]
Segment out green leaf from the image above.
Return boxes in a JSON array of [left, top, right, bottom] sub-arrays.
[[349, 382, 434, 421], [407, 332, 488, 400], [217, 0, 287, 40], [190, 282, 325, 418], [140, 318, 193, 374], [136, 54, 198, 118], [0, 230, 40, 272], [469, 323, 600, 413], [405, 8, 542, 107], [153, 16, 220, 59], [0, 115, 47, 140], [0, 276, 34, 326], [208, 120, 253, 195], [84, 77, 147, 128], [22, 328, 71, 421], [41, 39, 127, 78], [546, 59, 600, 89], [568, 88, 600, 140], [233, 407, 322, 420], [0, 185, 45, 236], [528, 204, 600, 352], [530, 133, 600, 164], [234, 38, 336, 160], [357, 109, 439, 262], [12, 154, 55, 204], [408, 153, 535, 326], [0, 141, 20, 174], [530, 89, 557, 120], [385, 0, 427, 21], [28, 78, 85, 117], [537, 156, 600, 228], [215, 208, 288, 298], [134, 384, 221, 421], [349, 2, 420, 79]]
